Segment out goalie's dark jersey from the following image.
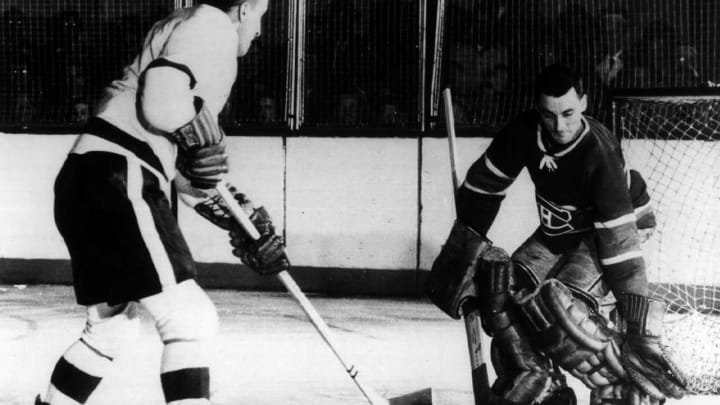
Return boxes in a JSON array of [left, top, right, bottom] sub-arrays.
[[458, 110, 653, 295]]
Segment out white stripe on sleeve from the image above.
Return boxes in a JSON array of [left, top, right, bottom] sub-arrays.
[[462, 180, 507, 196], [594, 213, 636, 229], [484, 155, 515, 180], [600, 250, 644, 266]]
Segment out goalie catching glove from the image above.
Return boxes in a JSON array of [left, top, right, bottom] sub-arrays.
[[172, 97, 228, 189], [616, 294, 688, 401], [591, 383, 664, 405]]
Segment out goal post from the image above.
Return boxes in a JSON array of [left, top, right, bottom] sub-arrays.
[[612, 89, 720, 395]]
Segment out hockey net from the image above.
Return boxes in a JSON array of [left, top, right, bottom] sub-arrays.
[[613, 90, 720, 395]]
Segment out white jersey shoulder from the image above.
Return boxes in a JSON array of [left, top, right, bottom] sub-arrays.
[[89, 5, 238, 179]]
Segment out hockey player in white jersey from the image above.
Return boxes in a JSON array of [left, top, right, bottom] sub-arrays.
[[36, 1, 289, 404]]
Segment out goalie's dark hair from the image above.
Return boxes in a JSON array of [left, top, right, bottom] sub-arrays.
[[535, 64, 585, 99], [198, 0, 260, 12]]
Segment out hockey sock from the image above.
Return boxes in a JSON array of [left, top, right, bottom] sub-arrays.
[[160, 341, 211, 404], [44, 339, 113, 404]]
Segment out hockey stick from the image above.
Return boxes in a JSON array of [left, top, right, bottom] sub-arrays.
[[442, 88, 493, 405], [215, 183, 433, 405]]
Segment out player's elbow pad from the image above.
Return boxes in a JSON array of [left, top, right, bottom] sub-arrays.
[[139, 67, 197, 133]]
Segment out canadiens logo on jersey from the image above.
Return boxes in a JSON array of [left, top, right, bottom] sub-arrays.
[[535, 194, 588, 236]]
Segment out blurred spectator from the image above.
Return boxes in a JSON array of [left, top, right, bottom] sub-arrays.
[[1, 7, 26, 43], [337, 90, 362, 127], [0, 39, 38, 124], [70, 97, 89, 125], [42, 9, 91, 121], [258, 95, 278, 125], [618, 20, 702, 88]]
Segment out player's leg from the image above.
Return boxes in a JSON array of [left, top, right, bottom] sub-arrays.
[[508, 231, 579, 404], [515, 237, 627, 402], [141, 280, 218, 405], [478, 246, 554, 404], [38, 303, 140, 405], [550, 237, 614, 317], [46, 148, 214, 404]]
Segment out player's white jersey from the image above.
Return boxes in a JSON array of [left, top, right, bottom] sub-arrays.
[[78, 5, 239, 180]]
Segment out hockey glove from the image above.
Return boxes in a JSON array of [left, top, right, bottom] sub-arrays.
[[194, 184, 251, 230], [426, 221, 491, 319], [229, 207, 289, 275], [177, 143, 229, 189], [591, 383, 663, 405], [618, 294, 687, 401], [172, 97, 228, 189]]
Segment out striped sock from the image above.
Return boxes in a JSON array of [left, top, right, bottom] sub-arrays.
[[160, 341, 211, 404], [44, 339, 112, 404]]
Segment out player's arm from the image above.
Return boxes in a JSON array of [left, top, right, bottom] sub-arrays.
[[627, 169, 656, 242], [456, 119, 527, 236], [427, 118, 527, 318], [589, 151, 687, 401], [139, 62, 229, 190], [139, 65, 197, 132]]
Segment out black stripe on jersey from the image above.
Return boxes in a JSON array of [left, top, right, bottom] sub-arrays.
[[85, 117, 167, 180], [141, 167, 196, 282], [50, 357, 103, 404], [161, 367, 210, 402], [145, 58, 197, 89]]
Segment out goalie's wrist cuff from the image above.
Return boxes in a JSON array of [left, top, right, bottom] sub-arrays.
[[618, 293, 665, 337]]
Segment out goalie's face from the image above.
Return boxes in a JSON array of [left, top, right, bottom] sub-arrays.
[[537, 87, 587, 145]]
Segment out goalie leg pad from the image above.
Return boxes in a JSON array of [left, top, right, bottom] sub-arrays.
[[426, 221, 491, 319], [514, 279, 626, 389], [479, 246, 553, 404]]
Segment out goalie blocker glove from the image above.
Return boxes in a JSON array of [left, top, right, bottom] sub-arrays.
[[617, 294, 688, 401], [172, 97, 229, 189], [426, 220, 491, 319], [229, 206, 289, 275]]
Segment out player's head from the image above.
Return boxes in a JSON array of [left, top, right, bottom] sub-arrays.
[[535, 64, 587, 145], [200, 0, 268, 57]]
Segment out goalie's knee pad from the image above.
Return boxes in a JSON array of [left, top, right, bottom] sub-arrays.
[[476, 247, 553, 404], [141, 279, 219, 343], [81, 302, 141, 359], [514, 279, 626, 389]]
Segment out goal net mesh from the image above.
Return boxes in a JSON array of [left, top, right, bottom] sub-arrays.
[[614, 92, 720, 395]]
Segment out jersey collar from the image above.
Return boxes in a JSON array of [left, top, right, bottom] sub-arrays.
[[536, 116, 590, 157]]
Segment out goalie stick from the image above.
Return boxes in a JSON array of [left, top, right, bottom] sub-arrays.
[[442, 88, 493, 405], [215, 183, 433, 405]]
